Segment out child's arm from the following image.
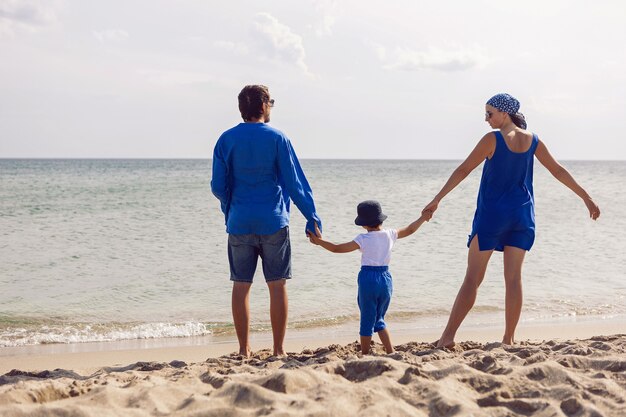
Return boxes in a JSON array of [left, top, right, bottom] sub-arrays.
[[308, 225, 359, 253], [310, 236, 359, 253], [397, 212, 432, 239]]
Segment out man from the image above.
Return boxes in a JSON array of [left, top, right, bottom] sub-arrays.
[[211, 85, 322, 357]]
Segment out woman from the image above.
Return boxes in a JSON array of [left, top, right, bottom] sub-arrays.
[[422, 93, 600, 348]]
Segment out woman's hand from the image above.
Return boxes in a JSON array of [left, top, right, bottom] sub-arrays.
[[422, 198, 440, 217], [584, 197, 601, 220]]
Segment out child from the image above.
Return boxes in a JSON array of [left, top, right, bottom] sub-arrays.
[[308, 200, 431, 354]]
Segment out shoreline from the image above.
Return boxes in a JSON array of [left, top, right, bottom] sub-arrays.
[[2, 315, 625, 375]]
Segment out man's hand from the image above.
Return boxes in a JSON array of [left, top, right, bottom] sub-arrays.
[[307, 231, 320, 245], [307, 223, 322, 245], [311, 222, 322, 238]]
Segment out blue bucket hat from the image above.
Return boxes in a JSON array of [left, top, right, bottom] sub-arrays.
[[355, 200, 387, 227]]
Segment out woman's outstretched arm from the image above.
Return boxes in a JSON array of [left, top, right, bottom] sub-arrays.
[[535, 139, 600, 220], [422, 132, 496, 215]]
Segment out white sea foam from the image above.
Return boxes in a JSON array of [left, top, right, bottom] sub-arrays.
[[0, 321, 213, 347]]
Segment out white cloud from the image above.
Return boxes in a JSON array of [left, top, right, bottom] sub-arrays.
[[213, 40, 249, 56], [252, 12, 311, 76], [379, 45, 489, 72], [371, 42, 387, 61], [314, 14, 336, 37], [527, 93, 586, 118], [0, 0, 58, 37], [309, 0, 339, 37], [93, 28, 129, 43], [136, 69, 213, 86]]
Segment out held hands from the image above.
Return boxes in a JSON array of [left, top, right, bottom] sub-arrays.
[[422, 198, 439, 219], [421, 210, 433, 222], [584, 197, 601, 220], [307, 223, 323, 245]]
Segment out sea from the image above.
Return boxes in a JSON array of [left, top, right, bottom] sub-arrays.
[[1, 159, 625, 349]]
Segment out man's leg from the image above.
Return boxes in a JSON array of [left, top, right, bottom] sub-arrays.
[[232, 281, 252, 357], [267, 278, 288, 356]]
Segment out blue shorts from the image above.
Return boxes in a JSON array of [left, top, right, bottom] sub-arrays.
[[357, 266, 393, 337], [227, 227, 292, 283]]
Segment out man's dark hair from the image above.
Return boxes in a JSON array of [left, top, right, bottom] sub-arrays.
[[238, 85, 270, 121]]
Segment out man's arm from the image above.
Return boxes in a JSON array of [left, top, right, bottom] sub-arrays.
[[277, 136, 322, 235], [210, 141, 229, 216]]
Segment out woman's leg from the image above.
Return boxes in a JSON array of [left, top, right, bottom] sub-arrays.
[[437, 236, 493, 348], [502, 246, 526, 345]]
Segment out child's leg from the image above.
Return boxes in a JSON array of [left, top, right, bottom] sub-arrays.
[[377, 328, 393, 354], [373, 270, 393, 353], [357, 272, 376, 355], [360, 335, 372, 354]]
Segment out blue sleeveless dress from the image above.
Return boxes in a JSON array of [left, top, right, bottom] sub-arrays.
[[468, 131, 538, 252]]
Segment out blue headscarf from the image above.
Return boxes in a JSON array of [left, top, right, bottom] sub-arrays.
[[486, 93, 519, 114], [486, 93, 527, 129]]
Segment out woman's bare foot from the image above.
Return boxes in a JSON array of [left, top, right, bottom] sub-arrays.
[[501, 337, 515, 345], [435, 339, 456, 349]]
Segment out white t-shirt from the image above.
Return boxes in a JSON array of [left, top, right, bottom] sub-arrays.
[[353, 229, 398, 266]]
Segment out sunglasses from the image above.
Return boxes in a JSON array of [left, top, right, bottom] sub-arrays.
[[267, 99, 275, 108], [485, 111, 494, 119]]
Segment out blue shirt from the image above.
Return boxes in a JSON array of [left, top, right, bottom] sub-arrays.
[[211, 122, 322, 236]]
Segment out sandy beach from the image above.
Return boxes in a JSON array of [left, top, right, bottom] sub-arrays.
[[1, 321, 625, 417]]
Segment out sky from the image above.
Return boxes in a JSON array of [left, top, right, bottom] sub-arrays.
[[1, 0, 625, 160]]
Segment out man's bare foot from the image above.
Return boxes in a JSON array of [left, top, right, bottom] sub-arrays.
[[238, 348, 251, 358]]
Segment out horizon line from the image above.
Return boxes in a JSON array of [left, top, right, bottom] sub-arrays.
[[1, 157, 625, 162]]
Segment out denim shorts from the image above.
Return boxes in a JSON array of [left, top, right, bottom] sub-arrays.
[[227, 226, 292, 283], [357, 266, 393, 337]]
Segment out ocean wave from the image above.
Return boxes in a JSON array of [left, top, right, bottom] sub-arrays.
[[524, 300, 624, 317], [0, 321, 218, 347]]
